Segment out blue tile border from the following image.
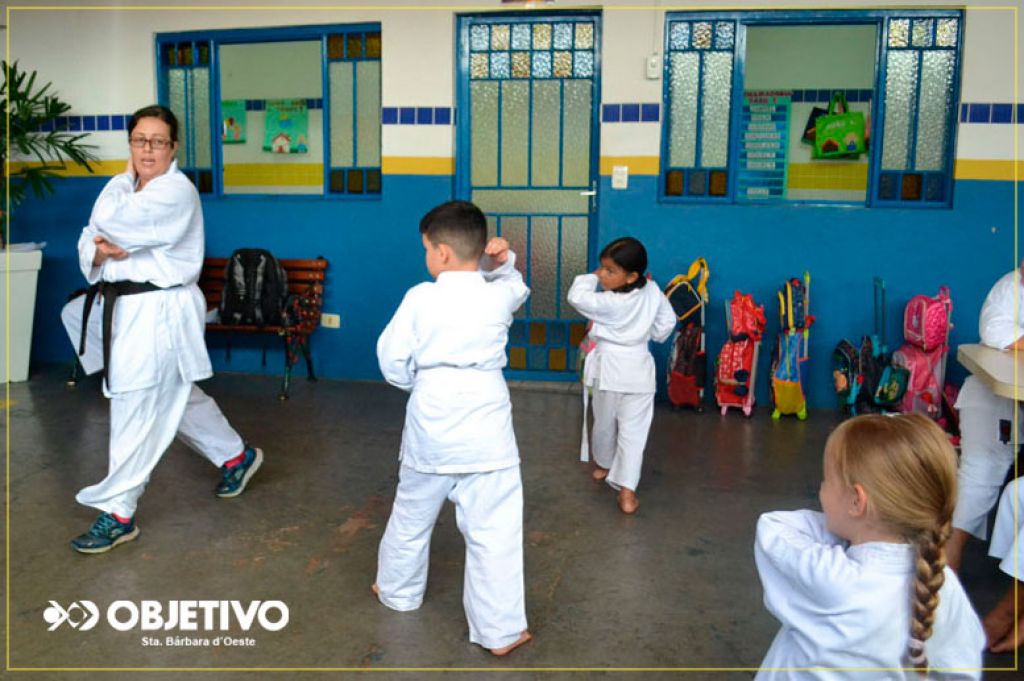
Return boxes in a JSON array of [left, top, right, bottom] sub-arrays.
[[968, 103, 991, 124]]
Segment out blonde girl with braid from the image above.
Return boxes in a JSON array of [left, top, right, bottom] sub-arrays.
[[754, 414, 984, 679]]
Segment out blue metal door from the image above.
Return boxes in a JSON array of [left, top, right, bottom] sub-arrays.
[[456, 13, 601, 380]]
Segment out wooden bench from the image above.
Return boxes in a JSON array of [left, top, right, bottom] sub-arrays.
[[200, 256, 329, 399]]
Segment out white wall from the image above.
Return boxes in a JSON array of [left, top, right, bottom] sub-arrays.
[[7, 0, 1021, 164]]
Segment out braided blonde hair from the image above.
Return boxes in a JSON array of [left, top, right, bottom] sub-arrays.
[[826, 413, 957, 675]]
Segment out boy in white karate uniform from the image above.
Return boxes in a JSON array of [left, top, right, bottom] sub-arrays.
[[982, 477, 1024, 652], [63, 105, 262, 554], [374, 200, 532, 656], [946, 260, 1024, 571]]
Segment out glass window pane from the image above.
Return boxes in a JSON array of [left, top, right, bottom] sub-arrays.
[[471, 81, 499, 186], [346, 34, 364, 59], [562, 80, 592, 187], [530, 216, 558, 318], [881, 50, 918, 170], [497, 216, 528, 317], [329, 61, 355, 167], [715, 22, 734, 50], [936, 19, 958, 47], [356, 61, 381, 167], [914, 50, 954, 172], [575, 23, 594, 50], [553, 23, 573, 50], [366, 32, 381, 59], [531, 80, 561, 186], [191, 67, 211, 167], [512, 24, 531, 50], [167, 69, 188, 165], [670, 22, 690, 50], [912, 19, 934, 47], [532, 52, 552, 78], [560, 217, 587, 319], [492, 24, 510, 50], [669, 52, 699, 168], [888, 19, 909, 48], [472, 189, 588, 214], [491, 52, 510, 79], [700, 51, 733, 168], [693, 22, 712, 49], [574, 51, 594, 78], [554, 51, 572, 78], [533, 23, 551, 50], [512, 51, 530, 78], [471, 25, 489, 51], [471, 54, 488, 79], [501, 81, 529, 186]]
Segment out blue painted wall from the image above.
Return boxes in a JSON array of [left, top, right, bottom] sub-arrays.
[[14, 174, 1018, 409]]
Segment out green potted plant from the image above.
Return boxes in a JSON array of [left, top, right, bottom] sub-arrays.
[[1, 61, 97, 380]]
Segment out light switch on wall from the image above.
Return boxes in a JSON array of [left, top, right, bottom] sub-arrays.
[[612, 165, 629, 189], [646, 53, 661, 80]]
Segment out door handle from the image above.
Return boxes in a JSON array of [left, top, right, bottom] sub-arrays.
[[580, 181, 597, 211]]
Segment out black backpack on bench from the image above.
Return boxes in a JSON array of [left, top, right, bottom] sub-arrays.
[[219, 248, 288, 327]]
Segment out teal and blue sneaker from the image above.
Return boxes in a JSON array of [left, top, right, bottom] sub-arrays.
[[215, 446, 264, 498], [71, 513, 139, 554]]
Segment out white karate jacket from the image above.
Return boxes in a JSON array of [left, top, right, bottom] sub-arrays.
[[754, 510, 984, 680], [377, 253, 530, 474], [567, 273, 676, 394], [72, 160, 212, 395]]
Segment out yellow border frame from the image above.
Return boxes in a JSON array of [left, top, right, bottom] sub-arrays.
[[3, 3, 1020, 674]]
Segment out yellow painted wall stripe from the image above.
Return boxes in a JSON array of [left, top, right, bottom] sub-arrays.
[[10, 158, 1024, 182]]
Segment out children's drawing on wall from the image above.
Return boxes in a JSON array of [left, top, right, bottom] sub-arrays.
[[221, 100, 247, 144], [263, 99, 309, 154]]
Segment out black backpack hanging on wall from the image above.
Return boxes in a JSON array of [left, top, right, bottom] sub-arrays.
[[219, 248, 288, 327]]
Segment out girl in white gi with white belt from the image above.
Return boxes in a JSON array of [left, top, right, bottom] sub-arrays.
[[374, 201, 532, 656], [567, 237, 676, 514], [981, 476, 1024, 652], [755, 414, 984, 679], [63, 106, 262, 554], [945, 260, 1024, 572]]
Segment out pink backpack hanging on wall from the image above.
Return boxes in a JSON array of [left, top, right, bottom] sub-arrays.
[[903, 286, 951, 351]]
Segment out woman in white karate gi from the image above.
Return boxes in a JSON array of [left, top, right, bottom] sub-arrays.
[[982, 477, 1024, 652], [755, 414, 984, 679], [946, 260, 1024, 571], [567, 237, 676, 514], [65, 105, 262, 554]]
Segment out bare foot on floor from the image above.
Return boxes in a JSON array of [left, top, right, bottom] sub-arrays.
[[371, 583, 380, 596], [618, 489, 639, 514], [591, 466, 608, 481], [489, 630, 533, 657]]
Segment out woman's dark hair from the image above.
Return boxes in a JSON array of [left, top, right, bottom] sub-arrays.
[[599, 236, 648, 292], [128, 105, 179, 143]]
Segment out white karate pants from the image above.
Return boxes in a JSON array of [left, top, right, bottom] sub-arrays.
[[590, 389, 654, 492], [77, 376, 244, 518], [375, 464, 527, 650], [989, 477, 1024, 580], [952, 376, 1021, 539]]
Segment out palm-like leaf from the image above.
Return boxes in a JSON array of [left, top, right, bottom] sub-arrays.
[[2, 60, 99, 246]]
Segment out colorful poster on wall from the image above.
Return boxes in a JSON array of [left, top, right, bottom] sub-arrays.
[[221, 100, 247, 144], [263, 99, 309, 154]]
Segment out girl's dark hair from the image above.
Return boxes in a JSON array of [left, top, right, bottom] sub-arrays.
[[599, 236, 647, 292], [128, 105, 179, 143]]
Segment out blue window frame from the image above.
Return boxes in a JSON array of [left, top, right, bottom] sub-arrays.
[[659, 9, 963, 208], [156, 23, 382, 198]]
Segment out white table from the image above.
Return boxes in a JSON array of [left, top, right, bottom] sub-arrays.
[[957, 344, 1024, 401]]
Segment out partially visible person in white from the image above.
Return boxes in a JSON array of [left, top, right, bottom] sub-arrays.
[[755, 414, 984, 680], [374, 201, 532, 657], [62, 105, 262, 554], [946, 259, 1024, 572], [566, 236, 676, 514], [982, 477, 1024, 653]]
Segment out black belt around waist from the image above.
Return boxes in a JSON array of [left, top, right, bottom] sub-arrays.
[[78, 280, 174, 385]]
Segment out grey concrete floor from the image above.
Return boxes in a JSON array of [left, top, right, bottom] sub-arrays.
[[3, 365, 1019, 679]]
